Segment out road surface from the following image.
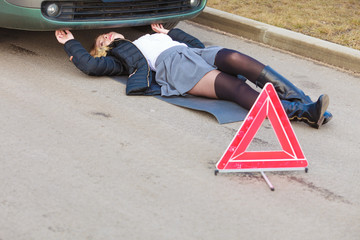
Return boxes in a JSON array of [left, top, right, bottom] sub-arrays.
[[0, 21, 359, 239]]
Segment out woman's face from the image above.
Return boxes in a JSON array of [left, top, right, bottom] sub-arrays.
[[96, 32, 124, 48]]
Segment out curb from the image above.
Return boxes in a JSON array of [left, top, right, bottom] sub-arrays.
[[191, 7, 360, 74]]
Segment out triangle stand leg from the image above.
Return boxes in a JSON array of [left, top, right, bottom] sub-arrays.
[[261, 171, 275, 191]]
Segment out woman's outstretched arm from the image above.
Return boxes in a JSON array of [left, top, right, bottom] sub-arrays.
[[55, 30, 126, 76], [150, 23, 204, 48]]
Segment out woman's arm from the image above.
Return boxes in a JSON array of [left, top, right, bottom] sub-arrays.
[[167, 28, 205, 48], [150, 23, 204, 48], [55, 30, 126, 76]]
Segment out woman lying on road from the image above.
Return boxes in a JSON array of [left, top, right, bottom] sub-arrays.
[[55, 24, 331, 129]]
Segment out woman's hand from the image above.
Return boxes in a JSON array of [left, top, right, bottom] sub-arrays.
[[55, 30, 74, 44], [151, 24, 169, 34]]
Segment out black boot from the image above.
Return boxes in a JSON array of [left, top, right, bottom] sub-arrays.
[[281, 94, 329, 129], [257, 66, 332, 124]]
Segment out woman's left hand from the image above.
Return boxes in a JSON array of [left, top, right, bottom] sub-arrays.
[[55, 30, 74, 44], [151, 24, 169, 34]]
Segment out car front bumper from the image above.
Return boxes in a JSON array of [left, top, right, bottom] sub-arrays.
[[0, 0, 207, 31]]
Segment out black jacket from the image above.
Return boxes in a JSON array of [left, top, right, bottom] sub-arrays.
[[63, 29, 205, 95]]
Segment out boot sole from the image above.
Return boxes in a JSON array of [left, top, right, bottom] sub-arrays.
[[315, 94, 329, 129]]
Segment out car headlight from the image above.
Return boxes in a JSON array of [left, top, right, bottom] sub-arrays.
[[190, 0, 200, 7], [45, 3, 60, 17]]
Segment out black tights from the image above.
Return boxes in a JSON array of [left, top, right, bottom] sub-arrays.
[[214, 48, 265, 84], [215, 72, 259, 110], [214, 48, 266, 109]]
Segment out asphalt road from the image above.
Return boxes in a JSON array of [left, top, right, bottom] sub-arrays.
[[1, 21, 359, 240]]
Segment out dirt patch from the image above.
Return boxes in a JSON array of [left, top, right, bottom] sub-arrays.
[[286, 175, 352, 205], [91, 112, 112, 118], [9, 44, 39, 56]]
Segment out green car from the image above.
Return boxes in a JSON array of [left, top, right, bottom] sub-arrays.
[[0, 0, 207, 31]]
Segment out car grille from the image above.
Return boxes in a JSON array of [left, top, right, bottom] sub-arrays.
[[41, 0, 197, 21]]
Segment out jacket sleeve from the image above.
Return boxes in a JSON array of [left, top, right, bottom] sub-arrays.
[[167, 28, 205, 48], [63, 39, 127, 76]]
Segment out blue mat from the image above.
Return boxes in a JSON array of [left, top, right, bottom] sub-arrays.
[[111, 76, 249, 124]]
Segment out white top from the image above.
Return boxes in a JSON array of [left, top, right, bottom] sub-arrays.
[[132, 33, 187, 71]]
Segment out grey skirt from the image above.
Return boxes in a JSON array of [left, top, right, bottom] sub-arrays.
[[155, 45, 223, 96]]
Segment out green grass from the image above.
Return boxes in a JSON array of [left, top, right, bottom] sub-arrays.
[[207, 0, 360, 50]]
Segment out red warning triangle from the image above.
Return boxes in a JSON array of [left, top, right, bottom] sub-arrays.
[[216, 83, 308, 172]]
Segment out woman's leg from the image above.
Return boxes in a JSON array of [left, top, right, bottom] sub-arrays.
[[188, 69, 259, 110], [188, 69, 328, 128], [214, 49, 332, 124], [214, 72, 259, 110], [187, 70, 219, 99], [257, 66, 332, 124], [214, 48, 265, 83]]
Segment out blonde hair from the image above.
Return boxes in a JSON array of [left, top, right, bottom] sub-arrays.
[[90, 41, 110, 58]]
